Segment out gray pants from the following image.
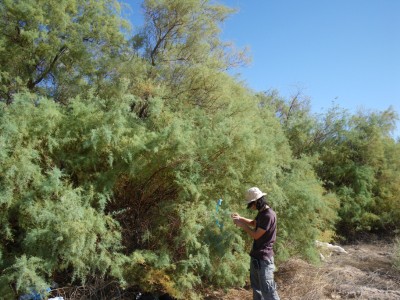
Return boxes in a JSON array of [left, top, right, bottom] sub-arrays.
[[250, 257, 280, 300]]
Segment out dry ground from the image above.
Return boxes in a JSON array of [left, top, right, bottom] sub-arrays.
[[205, 240, 400, 300]]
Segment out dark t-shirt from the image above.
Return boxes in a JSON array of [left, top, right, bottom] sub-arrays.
[[250, 207, 277, 260]]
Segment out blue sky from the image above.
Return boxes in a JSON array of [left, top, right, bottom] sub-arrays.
[[127, 0, 400, 138], [219, 0, 400, 138]]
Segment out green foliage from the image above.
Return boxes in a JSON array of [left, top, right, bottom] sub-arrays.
[[0, 0, 129, 103], [1, 0, 399, 298], [268, 89, 400, 238], [0, 255, 50, 298], [0, 94, 126, 295], [372, 139, 400, 231], [316, 109, 400, 236], [273, 156, 339, 262], [141, 0, 249, 110]]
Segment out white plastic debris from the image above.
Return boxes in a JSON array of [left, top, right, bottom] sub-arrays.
[[316, 240, 348, 254]]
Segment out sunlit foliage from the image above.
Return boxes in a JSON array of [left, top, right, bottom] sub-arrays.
[[0, 0, 399, 298]]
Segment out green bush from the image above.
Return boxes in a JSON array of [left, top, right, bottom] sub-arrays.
[[0, 84, 338, 298], [2, 0, 398, 298]]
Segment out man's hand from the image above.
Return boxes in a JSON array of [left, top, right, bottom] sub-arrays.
[[233, 218, 246, 228], [231, 213, 246, 228], [231, 213, 241, 220], [231, 213, 256, 228]]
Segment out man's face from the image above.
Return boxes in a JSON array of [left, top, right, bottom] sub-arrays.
[[249, 201, 257, 210]]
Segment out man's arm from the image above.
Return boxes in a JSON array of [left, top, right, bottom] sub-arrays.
[[231, 213, 256, 227], [234, 220, 266, 240]]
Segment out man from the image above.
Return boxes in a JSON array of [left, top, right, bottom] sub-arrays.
[[231, 187, 280, 300]]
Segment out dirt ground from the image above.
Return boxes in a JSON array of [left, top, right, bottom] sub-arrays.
[[205, 239, 400, 300]]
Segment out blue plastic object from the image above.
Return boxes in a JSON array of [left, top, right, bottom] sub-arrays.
[[215, 199, 223, 228], [19, 287, 51, 300]]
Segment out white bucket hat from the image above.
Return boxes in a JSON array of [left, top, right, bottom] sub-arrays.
[[245, 187, 267, 204]]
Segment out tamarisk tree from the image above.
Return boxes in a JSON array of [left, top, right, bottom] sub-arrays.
[[1, 0, 342, 299]]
